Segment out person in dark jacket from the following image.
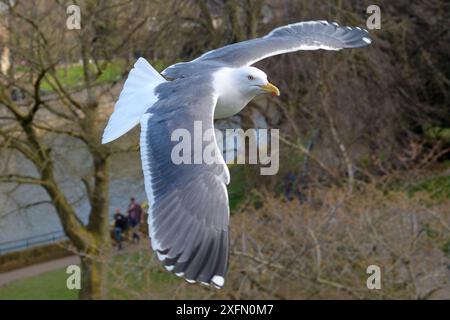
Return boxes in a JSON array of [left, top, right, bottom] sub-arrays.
[[113, 208, 127, 250]]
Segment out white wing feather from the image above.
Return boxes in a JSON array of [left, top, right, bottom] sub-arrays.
[[102, 58, 165, 144]]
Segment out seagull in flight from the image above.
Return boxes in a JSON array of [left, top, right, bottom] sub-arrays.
[[102, 20, 372, 288]]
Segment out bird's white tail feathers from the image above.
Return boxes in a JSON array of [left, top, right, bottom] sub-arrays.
[[102, 58, 165, 144]]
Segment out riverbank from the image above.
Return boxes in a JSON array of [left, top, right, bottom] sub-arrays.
[[0, 241, 72, 274]]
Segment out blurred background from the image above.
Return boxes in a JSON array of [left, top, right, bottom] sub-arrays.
[[0, 0, 449, 299]]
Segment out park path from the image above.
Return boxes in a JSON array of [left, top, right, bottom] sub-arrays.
[[0, 240, 148, 287], [0, 255, 79, 287]]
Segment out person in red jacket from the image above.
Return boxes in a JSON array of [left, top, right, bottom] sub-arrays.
[[127, 197, 142, 242]]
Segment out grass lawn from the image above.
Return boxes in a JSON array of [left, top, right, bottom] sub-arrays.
[[39, 58, 168, 92], [0, 268, 78, 300], [0, 248, 205, 300], [41, 60, 126, 92]]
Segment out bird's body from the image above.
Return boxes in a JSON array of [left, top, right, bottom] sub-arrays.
[[102, 20, 372, 288]]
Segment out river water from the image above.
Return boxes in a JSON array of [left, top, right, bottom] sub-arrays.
[[0, 134, 146, 247]]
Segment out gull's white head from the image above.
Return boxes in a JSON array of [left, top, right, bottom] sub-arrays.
[[233, 66, 280, 97], [213, 66, 280, 98], [213, 66, 280, 119]]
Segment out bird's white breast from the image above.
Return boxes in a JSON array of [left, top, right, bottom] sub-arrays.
[[214, 92, 252, 119]]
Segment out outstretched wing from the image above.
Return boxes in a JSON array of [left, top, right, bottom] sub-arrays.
[[162, 21, 371, 79], [140, 75, 230, 288]]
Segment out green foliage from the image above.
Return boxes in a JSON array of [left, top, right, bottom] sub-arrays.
[[227, 166, 249, 210], [422, 223, 439, 240], [151, 60, 167, 72], [442, 240, 450, 256], [408, 175, 450, 203], [425, 126, 450, 142]]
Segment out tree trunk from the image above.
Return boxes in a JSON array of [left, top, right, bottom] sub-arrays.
[[79, 252, 108, 300], [225, 0, 243, 42], [79, 153, 111, 300], [245, 0, 265, 39]]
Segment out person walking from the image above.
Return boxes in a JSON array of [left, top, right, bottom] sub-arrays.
[[127, 197, 142, 242], [113, 208, 127, 250]]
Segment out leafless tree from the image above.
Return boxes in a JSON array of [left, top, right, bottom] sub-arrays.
[[0, 0, 185, 299]]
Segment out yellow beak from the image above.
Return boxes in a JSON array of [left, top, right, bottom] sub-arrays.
[[260, 82, 280, 96]]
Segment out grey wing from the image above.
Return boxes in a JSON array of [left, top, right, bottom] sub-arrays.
[[162, 21, 371, 79], [140, 76, 230, 288]]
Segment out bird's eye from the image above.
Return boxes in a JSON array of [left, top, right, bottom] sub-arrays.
[[248, 75, 254, 80]]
